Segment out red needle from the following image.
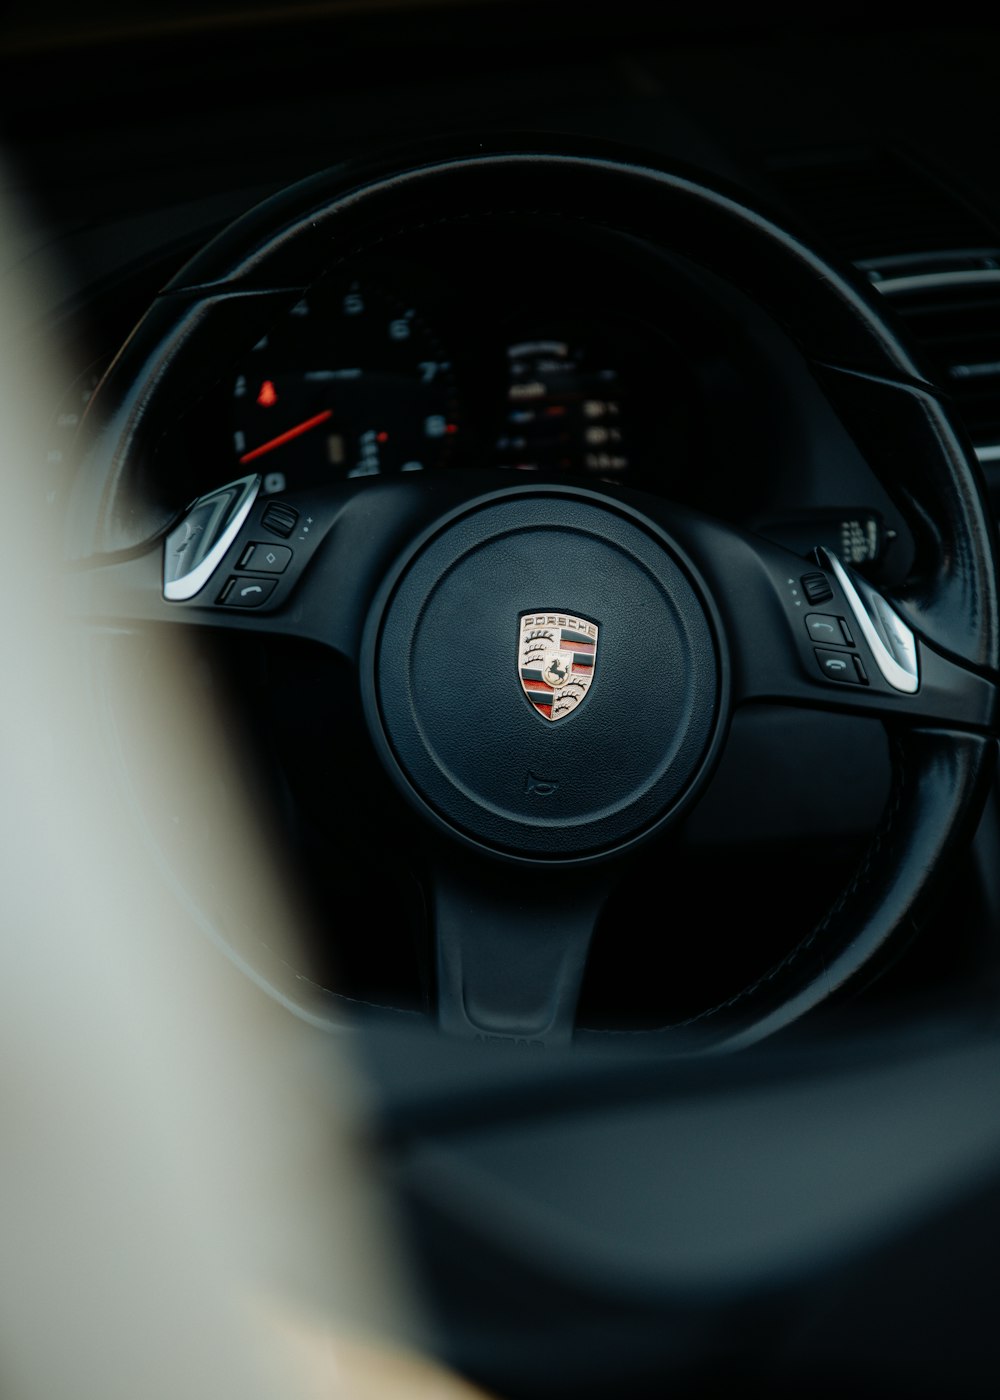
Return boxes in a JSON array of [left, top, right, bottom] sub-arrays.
[[239, 409, 334, 464]]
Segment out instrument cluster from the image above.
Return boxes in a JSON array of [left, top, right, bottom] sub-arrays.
[[214, 221, 708, 503]]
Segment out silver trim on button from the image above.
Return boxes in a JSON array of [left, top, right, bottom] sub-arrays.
[[815, 548, 919, 695], [163, 474, 261, 601]]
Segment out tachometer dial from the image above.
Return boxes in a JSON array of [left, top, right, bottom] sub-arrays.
[[231, 279, 459, 491]]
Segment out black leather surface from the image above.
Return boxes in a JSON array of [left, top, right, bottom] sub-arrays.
[[365, 1020, 1000, 1398], [369, 492, 720, 856], [588, 729, 997, 1050], [160, 138, 937, 383], [77, 139, 1000, 1047]]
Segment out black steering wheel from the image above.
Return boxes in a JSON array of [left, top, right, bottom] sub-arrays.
[[68, 142, 1000, 1050]]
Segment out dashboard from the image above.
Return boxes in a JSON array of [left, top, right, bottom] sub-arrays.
[[7, 9, 1000, 1399], [17, 11, 1000, 1026], [9, 3, 1000, 1031], [47, 133, 993, 1021]]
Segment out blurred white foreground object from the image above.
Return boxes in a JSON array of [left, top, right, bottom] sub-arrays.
[[0, 181, 488, 1400]]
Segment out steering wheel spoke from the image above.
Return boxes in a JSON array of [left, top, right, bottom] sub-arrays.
[[67, 473, 454, 661], [653, 503, 999, 733], [431, 857, 613, 1045]]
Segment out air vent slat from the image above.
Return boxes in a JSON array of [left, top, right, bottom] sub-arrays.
[[918, 334, 1000, 353], [888, 295, 1000, 319]]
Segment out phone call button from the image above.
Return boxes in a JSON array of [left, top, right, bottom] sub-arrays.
[[815, 648, 867, 685], [219, 576, 278, 608]]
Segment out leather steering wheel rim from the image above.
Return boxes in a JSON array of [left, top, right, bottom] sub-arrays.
[[71, 138, 1000, 1050]]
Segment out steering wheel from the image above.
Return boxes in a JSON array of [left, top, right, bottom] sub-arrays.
[[68, 142, 1000, 1051]]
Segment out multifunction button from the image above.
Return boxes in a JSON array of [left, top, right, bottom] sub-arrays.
[[805, 612, 853, 646], [815, 649, 868, 685], [801, 571, 833, 605], [237, 542, 292, 573], [261, 501, 298, 538], [218, 576, 278, 607]]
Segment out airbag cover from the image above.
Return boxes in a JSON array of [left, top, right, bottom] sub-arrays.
[[371, 493, 721, 858]]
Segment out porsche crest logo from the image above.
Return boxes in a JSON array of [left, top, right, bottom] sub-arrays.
[[518, 612, 599, 722]]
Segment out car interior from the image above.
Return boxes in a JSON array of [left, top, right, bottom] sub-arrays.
[[6, 7, 1000, 1396]]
